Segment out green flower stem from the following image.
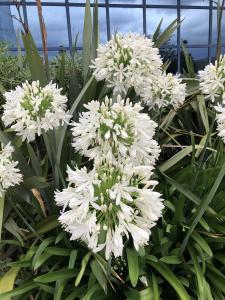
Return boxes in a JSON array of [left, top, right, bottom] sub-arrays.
[[0, 192, 5, 242]]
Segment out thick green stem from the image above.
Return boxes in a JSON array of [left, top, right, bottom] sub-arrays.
[[0, 192, 5, 242]]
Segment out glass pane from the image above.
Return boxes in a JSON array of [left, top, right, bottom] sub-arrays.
[[181, 0, 210, 5], [109, 0, 142, 3], [212, 10, 225, 45], [43, 6, 68, 47], [26, 0, 65, 1], [181, 9, 209, 45], [70, 6, 107, 45], [98, 8, 107, 43], [26, 6, 42, 47], [146, 8, 177, 45], [181, 48, 208, 72], [147, 0, 177, 4], [70, 6, 85, 47], [0, 5, 24, 47], [27, 6, 69, 48], [69, 0, 105, 3], [110, 8, 143, 34]]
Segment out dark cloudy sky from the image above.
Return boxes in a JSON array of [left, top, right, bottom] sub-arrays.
[[3, 0, 225, 61]]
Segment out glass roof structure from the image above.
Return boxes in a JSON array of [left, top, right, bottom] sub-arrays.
[[0, 0, 224, 72]]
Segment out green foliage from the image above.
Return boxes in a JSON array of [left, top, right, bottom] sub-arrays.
[[0, 43, 30, 104], [1, 3, 225, 300]]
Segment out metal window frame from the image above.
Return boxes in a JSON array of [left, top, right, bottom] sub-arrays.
[[0, 0, 223, 72]]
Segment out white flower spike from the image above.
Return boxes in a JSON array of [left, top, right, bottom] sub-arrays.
[[71, 95, 160, 166], [199, 55, 225, 103], [91, 33, 162, 95], [141, 73, 186, 110], [2, 81, 71, 142], [55, 163, 164, 259], [0, 142, 22, 196]]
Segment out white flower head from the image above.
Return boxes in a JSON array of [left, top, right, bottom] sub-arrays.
[[55, 163, 164, 260], [90, 33, 163, 95], [2, 81, 71, 142], [71, 95, 160, 166], [141, 73, 186, 110], [0, 142, 23, 196], [199, 55, 225, 102]]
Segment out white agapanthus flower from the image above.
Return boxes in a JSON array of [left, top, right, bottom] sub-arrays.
[[2, 81, 71, 142], [0, 142, 22, 196], [199, 55, 225, 102], [55, 163, 163, 259], [141, 73, 186, 110], [71, 95, 160, 166], [90, 33, 162, 95], [215, 103, 225, 143]]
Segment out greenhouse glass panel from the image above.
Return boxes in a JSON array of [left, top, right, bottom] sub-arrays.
[[181, 9, 209, 45], [110, 8, 143, 34]]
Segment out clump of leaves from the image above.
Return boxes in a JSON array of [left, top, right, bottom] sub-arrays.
[[50, 49, 83, 96], [0, 42, 30, 104]]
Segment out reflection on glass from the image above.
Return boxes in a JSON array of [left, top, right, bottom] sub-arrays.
[[27, 6, 69, 48], [212, 10, 225, 45], [0, 5, 24, 47], [146, 9, 177, 45], [181, 9, 209, 45], [181, 48, 208, 72], [110, 8, 143, 34], [181, 0, 210, 5]]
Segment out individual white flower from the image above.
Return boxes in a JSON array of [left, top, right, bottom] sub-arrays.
[[215, 103, 225, 143], [71, 95, 160, 166], [90, 33, 162, 95], [199, 55, 225, 102], [0, 142, 23, 196], [55, 162, 164, 259], [141, 73, 186, 110], [2, 81, 71, 142]]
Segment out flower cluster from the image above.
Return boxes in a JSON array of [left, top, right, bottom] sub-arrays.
[[91, 33, 186, 110], [56, 95, 163, 259], [2, 81, 71, 142], [90, 33, 162, 95], [0, 142, 22, 197], [55, 163, 163, 259], [141, 73, 186, 110], [199, 56, 225, 144], [199, 55, 225, 102], [71, 95, 160, 166]]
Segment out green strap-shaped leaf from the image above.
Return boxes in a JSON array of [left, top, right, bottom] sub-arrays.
[[0, 282, 38, 299], [147, 260, 191, 300], [126, 248, 139, 288], [22, 31, 47, 86], [83, 0, 92, 82], [75, 252, 92, 287], [180, 159, 225, 254], [90, 260, 107, 294], [34, 269, 77, 283], [32, 236, 55, 269], [0, 267, 20, 299]]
